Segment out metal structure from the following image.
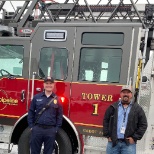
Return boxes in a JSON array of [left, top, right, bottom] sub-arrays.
[[0, 0, 153, 35], [0, 0, 154, 154]]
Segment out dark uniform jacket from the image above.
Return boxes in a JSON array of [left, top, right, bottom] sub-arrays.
[[27, 92, 63, 131], [103, 101, 147, 147]]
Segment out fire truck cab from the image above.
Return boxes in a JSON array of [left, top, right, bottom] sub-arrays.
[[0, 0, 154, 154]]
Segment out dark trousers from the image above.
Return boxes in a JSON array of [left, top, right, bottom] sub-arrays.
[[30, 125, 56, 154]]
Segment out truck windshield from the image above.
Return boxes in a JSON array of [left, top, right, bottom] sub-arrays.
[[78, 48, 122, 83], [0, 45, 24, 77], [39, 47, 68, 80]]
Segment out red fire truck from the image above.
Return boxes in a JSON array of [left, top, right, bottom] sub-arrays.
[[0, 0, 154, 154]]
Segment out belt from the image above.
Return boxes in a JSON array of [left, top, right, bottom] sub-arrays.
[[37, 124, 54, 129], [117, 138, 125, 142]]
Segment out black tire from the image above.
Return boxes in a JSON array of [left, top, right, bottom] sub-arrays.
[[56, 128, 72, 154], [18, 127, 72, 154], [18, 127, 31, 154]]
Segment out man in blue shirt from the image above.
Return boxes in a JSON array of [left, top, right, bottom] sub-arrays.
[[103, 85, 147, 154], [27, 76, 63, 154]]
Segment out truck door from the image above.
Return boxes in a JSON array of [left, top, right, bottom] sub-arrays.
[[0, 38, 30, 124], [70, 24, 141, 136], [30, 26, 75, 116]]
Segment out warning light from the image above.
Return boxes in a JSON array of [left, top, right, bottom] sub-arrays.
[[60, 97, 65, 103]]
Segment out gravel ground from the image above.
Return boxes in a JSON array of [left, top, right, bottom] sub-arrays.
[[0, 144, 18, 154]]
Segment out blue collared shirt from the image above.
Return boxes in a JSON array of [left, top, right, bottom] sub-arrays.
[[117, 101, 132, 139], [27, 92, 63, 131]]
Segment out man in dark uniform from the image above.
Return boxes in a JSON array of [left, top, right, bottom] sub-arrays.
[[27, 76, 63, 154]]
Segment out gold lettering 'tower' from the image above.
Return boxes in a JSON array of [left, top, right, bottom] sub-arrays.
[[87, 93, 93, 100], [81, 93, 113, 102], [101, 95, 107, 101], [82, 93, 86, 99], [107, 95, 113, 101], [93, 94, 100, 100]]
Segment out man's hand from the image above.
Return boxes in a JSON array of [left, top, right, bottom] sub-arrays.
[[126, 137, 135, 144], [108, 137, 112, 142]]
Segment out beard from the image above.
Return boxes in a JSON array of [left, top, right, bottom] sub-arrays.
[[121, 96, 130, 104]]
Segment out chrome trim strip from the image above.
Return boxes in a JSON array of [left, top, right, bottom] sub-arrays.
[[31, 72, 36, 100], [127, 27, 135, 85], [63, 115, 81, 154], [26, 42, 32, 111], [68, 27, 77, 117], [9, 113, 28, 144], [133, 27, 142, 89]]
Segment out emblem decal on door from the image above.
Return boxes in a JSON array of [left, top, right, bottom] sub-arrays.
[[0, 97, 18, 105]]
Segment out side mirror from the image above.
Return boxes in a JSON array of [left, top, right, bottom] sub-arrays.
[[142, 76, 148, 82]]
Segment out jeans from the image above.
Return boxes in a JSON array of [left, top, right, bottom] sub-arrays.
[[106, 141, 136, 154]]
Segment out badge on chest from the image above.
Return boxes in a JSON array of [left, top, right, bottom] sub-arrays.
[[120, 126, 126, 134], [54, 99, 57, 104]]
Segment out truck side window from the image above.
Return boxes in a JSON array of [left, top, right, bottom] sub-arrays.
[[39, 47, 68, 80], [78, 48, 122, 83], [82, 32, 124, 46], [0, 45, 24, 77]]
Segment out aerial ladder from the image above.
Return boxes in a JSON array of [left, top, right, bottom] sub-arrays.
[[0, 0, 154, 154]]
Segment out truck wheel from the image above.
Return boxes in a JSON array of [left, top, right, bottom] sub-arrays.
[[18, 127, 72, 154], [18, 127, 30, 154], [56, 128, 72, 154]]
